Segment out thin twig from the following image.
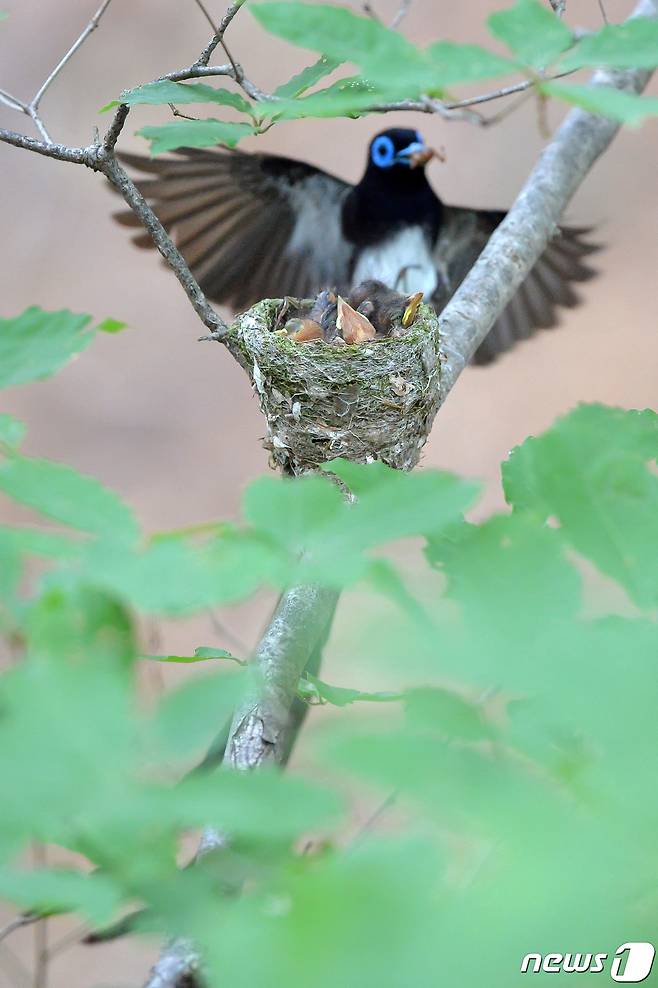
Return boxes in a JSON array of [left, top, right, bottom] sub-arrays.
[[361, 2, 381, 21], [443, 67, 577, 111], [390, 0, 412, 30], [547, 0, 567, 16], [191, 0, 243, 82], [0, 915, 38, 947], [597, 0, 610, 23], [195, 0, 248, 68], [0, 87, 26, 112], [350, 791, 398, 849], [31, 0, 113, 111], [0, 0, 113, 143]]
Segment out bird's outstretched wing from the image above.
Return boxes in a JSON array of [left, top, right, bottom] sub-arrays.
[[433, 207, 601, 364], [115, 147, 354, 310]]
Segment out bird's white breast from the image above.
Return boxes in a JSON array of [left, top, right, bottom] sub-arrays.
[[352, 227, 438, 298]]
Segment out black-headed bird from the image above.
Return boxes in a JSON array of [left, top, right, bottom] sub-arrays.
[[115, 127, 598, 363]]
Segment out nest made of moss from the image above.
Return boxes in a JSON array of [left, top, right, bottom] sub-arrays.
[[226, 292, 443, 475]]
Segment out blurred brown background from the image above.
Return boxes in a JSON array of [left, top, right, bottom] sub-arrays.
[[0, 0, 656, 984]]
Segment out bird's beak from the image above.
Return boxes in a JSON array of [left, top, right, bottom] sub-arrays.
[[394, 141, 425, 166], [395, 142, 438, 169]]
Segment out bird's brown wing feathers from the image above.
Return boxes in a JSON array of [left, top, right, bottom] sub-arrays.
[[114, 147, 353, 310], [433, 206, 601, 364]]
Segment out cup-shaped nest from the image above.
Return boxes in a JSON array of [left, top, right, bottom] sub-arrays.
[[226, 298, 443, 475]]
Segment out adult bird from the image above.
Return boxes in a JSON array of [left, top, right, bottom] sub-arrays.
[[115, 127, 599, 363]]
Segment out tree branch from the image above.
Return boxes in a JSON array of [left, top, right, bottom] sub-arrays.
[[437, 6, 656, 393], [195, 0, 249, 68], [0, 0, 114, 143], [142, 585, 338, 988], [226, 584, 339, 770], [30, 0, 114, 114]]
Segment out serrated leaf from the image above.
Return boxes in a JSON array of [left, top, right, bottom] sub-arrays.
[[117, 80, 253, 116], [560, 17, 658, 71], [302, 672, 401, 707], [488, 0, 572, 68], [274, 55, 341, 98], [0, 454, 139, 544], [0, 413, 25, 449], [426, 42, 516, 85], [427, 514, 580, 640], [503, 404, 658, 608], [84, 529, 287, 615], [266, 77, 384, 122], [0, 308, 93, 388], [142, 647, 241, 664], [405, 686, 498, 742], [251, 2, 425, 91], [138, 119, 257, 155], [542, 81, 658, 125], [0, 525, 81, 560], [176, 768, 342, 841], [0, 867, 122, 924], [25, 585, 137, 667], [243, 474, 345, 555], [323, 459, 479, 549], [150, 669, 245, 756], [251, 2, 415, 65]]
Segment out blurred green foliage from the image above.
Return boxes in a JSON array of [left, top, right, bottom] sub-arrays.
[[108, 0, 658, 153], [1, 305, 657, 987]]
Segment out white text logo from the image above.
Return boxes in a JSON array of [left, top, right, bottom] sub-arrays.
[[520, 943, 655, 982]]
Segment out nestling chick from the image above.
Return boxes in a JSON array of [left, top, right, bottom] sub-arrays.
[[347, 280, 423, 336]]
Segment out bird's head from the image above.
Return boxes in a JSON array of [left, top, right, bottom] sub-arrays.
[[367, 128, 433, 173]]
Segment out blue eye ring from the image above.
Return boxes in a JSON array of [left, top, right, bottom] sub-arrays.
[[371, 134, 395, 168]]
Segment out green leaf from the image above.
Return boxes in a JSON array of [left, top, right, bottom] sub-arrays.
[[97, 318, 128, 334], [427, 514, 580, 641], [0, 413, 25, 450], [137, 120, 257, 155], [245, 464, 477, 587], [150, 669, 245, 756], [0, 525, 81, 561], [116, 80, 252, 115], [265, 77, 384, 122], [301, 673, 401, 707], [426, 42, 515, 85], [194, 646, 240, 661], [405, 686, 499, 742], [0, 648, 135, 851], [560, 17, 658, 71], [503, 404, 658, 608], [142, 646, 241, 664], [542, 81, 658, 125], [243, 474, 345, 555], [0, 867, 122, 924], [273, 55, 341, 98], [85, 530, 286, 614], [0, 308, 93, 388], [176, 768, 342, 841], [322, 459, 478, 552], [488, 0, 573, 67], [25, 585, 137, 667], [251, 2, 424, 90], [0, 454, 139, 544]]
